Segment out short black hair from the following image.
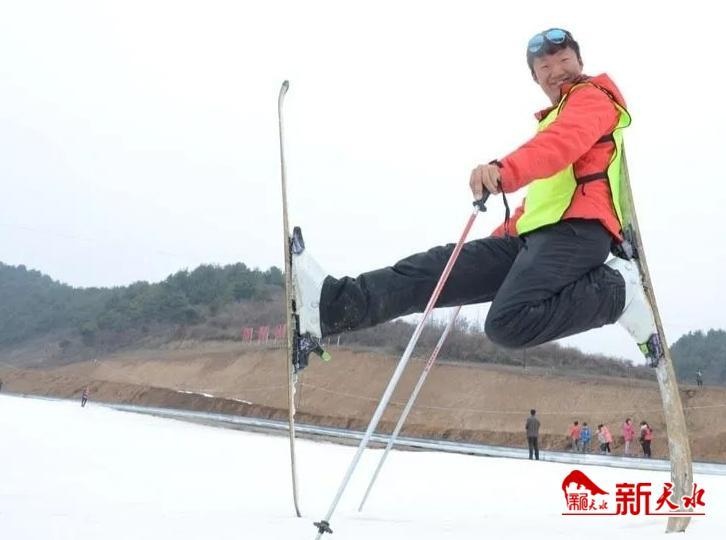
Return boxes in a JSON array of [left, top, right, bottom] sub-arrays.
[[530, 409, 536, 415], [526, 28, 582, 75]]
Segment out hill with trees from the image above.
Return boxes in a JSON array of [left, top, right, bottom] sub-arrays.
[[671, 329, 726, 386], [1, 261, 722, 384], [0, 261, 282, 349]]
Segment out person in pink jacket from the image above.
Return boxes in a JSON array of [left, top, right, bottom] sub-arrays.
[[567, 420, 581, 452], [597, 424, 612, 454], [622, 418, 635, 456]]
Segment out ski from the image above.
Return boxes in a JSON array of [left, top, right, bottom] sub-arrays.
[[617, 151, 693, 532], [278, 79, 302, 518]]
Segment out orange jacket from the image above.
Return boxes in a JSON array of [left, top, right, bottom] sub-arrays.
[[491, 73, 626, 240]]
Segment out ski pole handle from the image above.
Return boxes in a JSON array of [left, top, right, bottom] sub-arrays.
[[473, 191, 491, 212]]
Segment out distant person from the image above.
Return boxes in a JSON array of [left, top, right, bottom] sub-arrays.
[[597, 424, 612, 454], [81, 386, 89, 408], [696, 370, 703, 388], [640, 421, 653, 458], [603, 424, 613, 452], [0, 377, 3, 392], [579, 422, 591, 453], [622, 418, 635, 456], [567, 420, 581, 452], [525, 409, 540, 460]]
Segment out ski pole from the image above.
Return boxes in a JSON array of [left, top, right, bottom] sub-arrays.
[[313, 195, 491, 539], [357, 304, 462, 512]]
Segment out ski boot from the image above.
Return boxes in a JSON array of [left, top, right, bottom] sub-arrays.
[[290, 226, 331, 372], [639, 333, 665, 368], [607, 256, 663, 367]]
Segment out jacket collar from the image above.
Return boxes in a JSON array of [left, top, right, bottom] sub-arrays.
[[534, 75, 592, 121]]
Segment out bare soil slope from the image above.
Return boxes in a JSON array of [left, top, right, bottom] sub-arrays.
[[2, 341, 724, 461]]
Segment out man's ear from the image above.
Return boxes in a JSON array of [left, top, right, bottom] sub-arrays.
[[531, 71, 538, 83]]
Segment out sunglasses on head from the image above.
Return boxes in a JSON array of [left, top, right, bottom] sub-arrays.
[[527, 28, 569, 54]]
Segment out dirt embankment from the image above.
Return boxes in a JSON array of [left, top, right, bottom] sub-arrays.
[[2, 342, 725, 461]]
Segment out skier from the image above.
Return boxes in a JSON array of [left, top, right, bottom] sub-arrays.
[[622, 417, 636, 456], [291, 28, 659, 367], [525, 408, 540, 460], [696, 370, 703, 388], [81, 386, 89, 408]]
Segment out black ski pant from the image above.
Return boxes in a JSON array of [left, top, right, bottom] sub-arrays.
[[641, 439, 652, 458], [320, 219, 625, 348], [528, 436, 539, 460]]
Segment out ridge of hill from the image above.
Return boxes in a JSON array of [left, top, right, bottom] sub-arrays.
[[2, 261, 724, 384]]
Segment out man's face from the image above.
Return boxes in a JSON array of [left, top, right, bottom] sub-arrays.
[[531, 47, 583, 104]]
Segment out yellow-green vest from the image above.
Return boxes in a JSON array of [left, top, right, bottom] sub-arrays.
[[515, 83, 631, 235]]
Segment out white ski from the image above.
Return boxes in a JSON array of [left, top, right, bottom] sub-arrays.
[[618, 152, 693, 532], [278, 79, 302, 518]]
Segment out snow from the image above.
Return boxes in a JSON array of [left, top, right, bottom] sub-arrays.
[[0, 394, 723, 539], [178, 390, 252, 404], [178, 389, 216, 398]]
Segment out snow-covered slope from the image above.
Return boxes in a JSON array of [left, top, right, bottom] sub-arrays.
[[0, 394, 722, 539]]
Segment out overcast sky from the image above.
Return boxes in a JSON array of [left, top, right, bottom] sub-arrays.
[[1, 0, 724, 362]]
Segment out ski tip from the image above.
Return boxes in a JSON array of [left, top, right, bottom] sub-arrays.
[[281, 80, 290, 90]]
